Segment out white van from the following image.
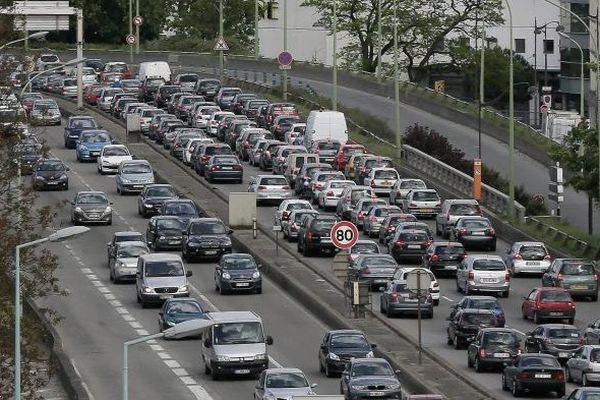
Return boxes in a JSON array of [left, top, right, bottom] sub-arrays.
[[201, 311, 273, 379], [138, 61, 172, 83], [303, 110, 348, 149]]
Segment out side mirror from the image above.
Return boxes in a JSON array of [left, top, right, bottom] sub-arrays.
[[65, 167, 70, 171], [310, 383, 318, 389], [136, 272, 141, 278], [522, 296, 527, 300], [266, 335, 274, 345], [106, 242, 111, 246], [228, 229, 234, 235], [525, 331, 532, 336], [182, 230, 187, 235], [378, 286, 385, 292], [158, 311, 163, 316], [506, 249, 511, 254], [110, 202, 114, 205], [203, 338, 212, 348], [320, 344, 327, 350], [395, 370, 401, 375], [370, 343, 377, 348], [257, 264, 263, 269], [186, 270, 192, 277]]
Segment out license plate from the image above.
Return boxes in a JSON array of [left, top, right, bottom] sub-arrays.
[[550, 312, 563, 316], [368, 392, 385, 397], [572, 285, 588, 290], [234, 369, 250, 374], [160, 294, 173, 300], [559, 352, 569, 358], [383, 181, 391, 186], [472, 231, 485, 235], [221, 167, 233, 170], [133, 185, 143, 188], [481, 278, 497, 283], [168, 240, 180, 245], [535, 373, 551, 379], [205, 250, 218, 255], [375, 279, 389, 283], [90, 152, 99, 156], [444, 265, 458, 270], [526, 261, 540, 265], [493, 353, 510, 358], [408, 244, 421, 249], [236, 282, 250, 287], [47, 181, 59, 185]]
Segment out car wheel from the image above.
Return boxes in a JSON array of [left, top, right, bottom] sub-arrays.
[[211, 366, 220, 381], [467, 355, 473, 368], [592, 293, 599, 302], [433, 299, 439, 306], [568, 317, 575, 325], [386, 307, 394, 318], [255, 287, 262, 294], [533, 311, 541, 324], [503, 290, 510, 298], [453, 334, 460, 350], [511, 380, 521, 397], [435, 222, 441, 236], [522, 307, 528, 320], [109, 269, 114, 283], [464, 283, 470, 296], [456, 279, 462, 293], [447, 332, 453, 346], [319, 359, 325, 373], [474, 357, 482, 373], [136, 292, 141, 303], [153, 239, 161, 251], [556, 386, 565, 398], [490, 243, 497, 251], [106, 217, 112, 226], [566, 366, 572, 382], [583, 373, 590, 386], [501, 374, 508, 391], [380, 301, 385, 313], [325, 363, 334, 378]]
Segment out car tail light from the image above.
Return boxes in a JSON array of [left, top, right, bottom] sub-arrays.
[[446, 213, 451, 221], [210, 166, 219, 171], [233, 165, 243, 171], [553, 371, 564, 381], [360, 267, 371, 274], [580, 338, 586, 346], [315, 183, 323, 189], [505, 273, 511, 282], [358, 212, 365, 220], [390, 292, 400, 300], [519, 371, 532, 380], [282, 211, 290, 220], [433, 281, 439, 288], [431, 254, 440, 262], [291, 224, 298, 232], [370, 216, 377, 223], [201, 155, 210, 161], [467, 271, 475, 281], [517, 349, 522, 355], [327, 191, 335, 196], [458, 228, 467, 236], [282, 185, 290, 190], [409, 202, 417, 208], [558, 273, 564, 281], [394, 241, 405, 248], [370, 181, 376, 187], [487, 228, 496, 236], [594, 273, 599, 281], [423, 240, 432, 247], [513, 254, 522, 260], [479, 349, 486, 358], [544, 254, 552, 260], [257, 185, 267, 191]]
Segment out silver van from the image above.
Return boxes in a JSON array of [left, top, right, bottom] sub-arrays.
[[135, 253, 192, 307], [456, 254, 510, 297], [202, 311, 273, 380], [284, 153, 319, 188]]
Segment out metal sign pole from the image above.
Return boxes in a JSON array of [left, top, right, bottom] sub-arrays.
[[417, 270, 422, 365]]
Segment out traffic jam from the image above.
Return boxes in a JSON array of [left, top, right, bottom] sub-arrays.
[[10, 53, 600, 399]]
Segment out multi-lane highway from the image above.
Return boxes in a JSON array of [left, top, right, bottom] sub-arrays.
[[40, 97, 600, 399]]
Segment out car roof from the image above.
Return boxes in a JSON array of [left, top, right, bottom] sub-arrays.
[[536, 287, 570, 292], [466, 254, 503, 261], [444, 199, 479, 205], [460, 309, 494, 314], [462, 295, 498, 301], [139, 253, 183, 262], [328, 329, 366, 336], [115, 240, 147, 248], [479, 328, 518, 333], [264, 368, 304, 375], [350, 357, 389, 365], [113, 231, 143, 237], [205, 311, 261, 323], [188, 217, 222, 224], [76, 190, 107, 195]]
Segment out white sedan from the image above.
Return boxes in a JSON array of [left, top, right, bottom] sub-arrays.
[[97, 145, 132, 174]]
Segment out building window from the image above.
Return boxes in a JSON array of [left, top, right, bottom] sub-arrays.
[[570, 3, 589, 34], [266, 1, 279, 20], [515, 38, 525, 53], [486, 37, 498, 48], [544, 39, 554, 54]]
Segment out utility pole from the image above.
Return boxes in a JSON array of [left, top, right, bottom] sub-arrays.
[[332, 0, 337, 110], [393, 0, 401, 166], [255, 0, 259, 59], [135, 0, 140, 55], [282, 0, 288, 101], [377, 0, 382, 82], [479, 27, 485, 160], [506, 0, 515, 219], [129, 0, 133, 64], [76, 9, 83, 109], [219, 0, 224, 82]]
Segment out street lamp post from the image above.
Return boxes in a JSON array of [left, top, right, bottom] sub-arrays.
[[122, 319, 213, 400], [219, 0, 224, 83], [504, 0, 515, 219], [376, 0, 382, 83], [393, 0, 401, 166], [129, 0, 133, 64], [255, 0, 260, 60], [282, 0, 288, 101], [0, 31, 49, 52], [135, 0, 140, 55], [332, 0, 337, 111], [14, 226, 90, 400], [557, 30, 585, 118], [20, 58, 88, 97]]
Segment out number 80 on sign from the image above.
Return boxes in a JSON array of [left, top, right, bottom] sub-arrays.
[[330, 221, 359, 250]]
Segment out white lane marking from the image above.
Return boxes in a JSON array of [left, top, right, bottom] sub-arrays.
[[81, 268, 93, 274], [188, 385, 213, 400], [64, 244, 72, 250], [103, 293, 116, 300], [97, 287, 111, 294], [180, 377, 197, 385], [136, 329, 149, 336], [129, 321, 143, 328], [73, 255, 81, 262], [150, 345, 164, 351], [90, 280, 103, 287], [157, 352, 172, 359], [442, 296, 454, 302], [122, 314, 135, 322], [164, 359, 181, 368], [109, 300, 122, 307], [78, 261, 86, 267], [86, 274, 98, 280], [172, 368, 188, 376], [115, 307, 128, 314], [269, 356, 283, 368]]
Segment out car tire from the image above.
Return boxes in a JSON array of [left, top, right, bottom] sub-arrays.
[[583, 373, 589, 387], [474, 357, 482, 373], [556, 387, 565, 398], [501, 374, 508, 391], [447, 333, 453, 346], [503, 290, 510, 298], [464, 283, 470, 296], [533, 311, 541, 325], [566, 366, 573, 383], [255, 287, 262, 294], [106, 217, 112, 226], [211, 366, 220, 381], [467, 355, 473, 368], [592, 293, 599, 302], [522, 307, 528, 320], [325, 363, 334, 378], [511, 380, 521, 397], [319, 359, 325, 373], [456, 279, 462, 293], [433, 299, 439, 306], [568, 317, 575, 325], [153, 239, 161, 251], [380, 301, 385, 313], [453, 334, 460, 350], [136, 292, 141, 303], [490, 243, 497, 252], [386, 308, 394, 318], [435, 222, 441, 236], [64, 183, 69, 191]]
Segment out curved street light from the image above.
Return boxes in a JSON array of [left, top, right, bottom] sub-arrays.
[[0, 31, 49, 52], [20, 57, 87, 98]]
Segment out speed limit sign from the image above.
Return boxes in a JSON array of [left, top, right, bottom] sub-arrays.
[[330, 221, 359, 250]]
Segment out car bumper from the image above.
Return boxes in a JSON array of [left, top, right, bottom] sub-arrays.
[[323, 197, 341, 207], [477, 355, 515, 367], [536, 309, 576, 321], [207, 171, 243, 181], [140, 291, 189, 304], [371, 187, 392, 195], [406, 207, 441, 217], [154, 238, 182, 249], [391, 250, 426, 261], [466, 282, 510, 293], [361, 276, 394, 288], [220, 279, 261, 292], [458, 236, 496, 247], [256, 192, 293, 201], [306, 240, 338, 253], [172, 149, 185, 159], [73, 212, 111, 224], [388, 302, 434, 315], [348, 389, 402, 400], [516, 380, 564, 394], [34, 179, 68, 190], [185, 246, 232, 258], [120, 182, 152, 192], [428, 262, 459, 275], [512, 261, 550, 274], [114, 267, 137, 281], [562, 286, 598, 296], [212, 360, 268, 375], [541, 348, 577, 361]]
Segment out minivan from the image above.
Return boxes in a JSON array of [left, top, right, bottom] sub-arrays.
[[201, 311, 273, 379], [138, 61, 171, 83], [136, 253, 192, 307]]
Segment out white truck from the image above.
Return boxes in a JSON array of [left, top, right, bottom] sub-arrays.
[[303, 110, 348, 149], [542, 110, 582, 144]]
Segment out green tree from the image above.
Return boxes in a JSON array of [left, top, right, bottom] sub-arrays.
[[300, 0, 503, 82], [549, 125, 598, 234]]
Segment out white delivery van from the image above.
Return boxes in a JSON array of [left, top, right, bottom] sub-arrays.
[[303, 110, 348, 149], [138, 61, 172, 83]]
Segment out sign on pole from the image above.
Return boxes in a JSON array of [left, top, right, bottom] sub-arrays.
[[330, 221, 359, 250], [133, 15, 143, 26], [125, 34, 136, 46], [277, 51, 293, 69], [213, 37, 229, 51]]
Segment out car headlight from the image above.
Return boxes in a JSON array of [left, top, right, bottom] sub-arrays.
[[142, 286, 154, 293], [178, 285, 188, 292], [351, 385, 368, 390], [35, 175, 45, 180], [252, 271, 260, 279], [222, 272, 231, 280], [59, 174, 68, 180], [216, 355, 230, 362], [159, 236, 166, 240], [221, 238, 232, 247], [263, 394, 276, 400], [366, 351, 374, 358], [79, 145, 88, 151], [387, 383, 401, 390], [116, 261, 125, 270], [165, 320, 176, 327], [328, 352, 340, 360], [104, 206, 112, 214], [187, 241, 201, 247], [120, 177, 131, 183], [74, 206, 83, 213], [254, 353, 268, 360]]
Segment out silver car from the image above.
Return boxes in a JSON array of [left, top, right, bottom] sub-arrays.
[[505, 241, 551, 276], [317, 180, 356, 210], [254, 368, 317, 400], [362, 205, 402, 238], [116, 160, 155, 194], [565, 345, 600, 386], [275, 199, 313, 229], [335, 185, 376, 220], [283, 209, 319, 241], [109, 241, 149, 283], [135, 253, 191, 306], [401, 189, 442, 218], [456, 254, 510, 297], [248, 175, 293, 205], [363, 167, 400, 196], [389, 178, 426, 206], [350, 198, 387, 229], [31, 99, 61, 125]]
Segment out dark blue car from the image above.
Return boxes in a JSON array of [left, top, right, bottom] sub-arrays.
[[64, 116, 98, 149], [450, 295, 506, 327], [158, 298, 206, 333]]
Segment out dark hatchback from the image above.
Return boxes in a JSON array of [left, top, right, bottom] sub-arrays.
[[145, 216, 186, 250], [32, 158, 69, 190], [451, 216, 497, 251], [205, 155, 243, 183], [502, 354, 565, 398], [318, 330, 375, 377], [422, 241, 466, 277], [388, 229, 431, 264], [297, 214, 339, 257], [447, 309, 497, 349], [158, 298, 206, 333], [450, 295, 506, 327], [214, 253, 262, 294], [467, 328, 521, 372], [137, 184, 179, 217], [182, 218, 233, 261], [524, 324, 584, 364], [159, 199, 204, 226], [63, 116, 98, 148]]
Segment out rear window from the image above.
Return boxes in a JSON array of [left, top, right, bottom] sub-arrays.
[[412, 191, 439, 201], [312, 219, 336, 232], [541, 290, 572, 302], [435, 245, 465, 255], [71, 119, 97, 128], [401, 180, 426, 189], [350, 243, 380, 254], [482, 332, 519, 346], [318, 142, 341, 151], [547, 328, 580, 339], [206, 146, 232, 156], [286, 202, 312, 211], [360, 256, 395, 266], [40, 55, 58, 62], [398, 232, 428, 241], [518, 245, 547, 258], [449, 204, 480, 216], [330, 181, 353, 189], [461, 219, 490, 229], [214, 157, 239, 165], [462, 313, 495, 325], [374, 170, 398, 179], [469, 299, 500, 310], [561, 262, 595, 275], [472, 259, 505, 271], [260, 177, 288, 186], [360, 201, 382, 211]]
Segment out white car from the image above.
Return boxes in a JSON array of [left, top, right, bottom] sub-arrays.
[[275, 199, 313, 230], [36, 53, 60, 70], [183, 138, 214, 165], [393, 267, 440, 305], [401, 189, 442, 218], [363, 167, 399, 196], [248, 175, 293, 206], [137, 107, 162, 133], [97, 145, 133, 174], [317, 179, 356, 210], [389, 178, 427, 206], [505, 241, 552, 276], [207, 111, 234, 136], [192, 106, 221, 129], [310, 171, 345, 204]]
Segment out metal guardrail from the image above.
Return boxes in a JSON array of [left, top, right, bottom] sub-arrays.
[[194, 65, 527, 222], [524, 216, 593, 256]]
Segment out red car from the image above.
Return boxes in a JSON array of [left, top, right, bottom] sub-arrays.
[[84, 85, 103, 105], [335, 144, 367, 170], [521, 287, 576, 324], [101, 62, 132, 80]]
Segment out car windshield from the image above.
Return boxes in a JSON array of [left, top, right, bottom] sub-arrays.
[[115, 234, 143, 242], [77, 193, 108, 204], [317, 173, 341, 182], [318, 142, 341, 151], [469, 299, 499, 310], [104, 147, 129, 156], [266, 372, 308, 388], [35, 102, 58, 110], [450, 204, 480, 215], [167, 301, 203, 314], [312, 219, 336, 232], [352, 362, 393, 377], [83, 133, 110, 143], [390, 215, 417, 224], [472, 259, 505, 271], [156, 219, 185, 230], [412, 191, 439, 201], [330, 181, 353, 189], [145, 261, 184, 277], [398, 232, 428, 241], [374, 170, 398, 179], [147, 187, 176, 197], [361, 256, 395, 266], [462, 313, 494, 325], [401, 180, 426, 189], [190, 221, 227, 235], [331, 334, 370, 349], [518, 245, 547, 259], [483, 332, 519, 346], [547, 328, 580, 339], [292, 212, 316, 223], [214, 157, 238, 165], [222, 90, 240, 97], [221, 257, 256, 270], [287, 202, 311, 211], [213, 322, 264, 344], [360, 201, 382, 211], [64, 79, 77, 86], [562, 262, 595, 275], [206, 146, 232, 155], [37, 161, 65, 171], [122, 163, 152, 174], [519, 357, 560, 368], [122, 80, 140, 88], [351, 243, 379, 254], [540, 290, 572, 302], [164, 203, 196, 216], [117, 244, 148, 258], [461, 219, 490, 229], [182, 97, 203, 105], [147, 78, 164, 87], [71, 119, 96, 128], [260, 177, 287, 186]]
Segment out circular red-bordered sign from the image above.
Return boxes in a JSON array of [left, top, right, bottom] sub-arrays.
[[277, 51, 293, 67], [133, 15, 144, 26], [125, 34, 136, 45], [330, 221, 359, 250]]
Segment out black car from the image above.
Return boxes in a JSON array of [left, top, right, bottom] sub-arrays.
[[158, 298, 206, 333], [388, 229, 431, 264], [63, 116, 98, 148], [340, 358, 401, 400], [297, 214, 338, 257], [31, 158, 69, 190], [159, 199, 204, 226], [19, 143, 43, 174], [137, 184, 179, 217], [565, 388, 600, 399], [194, 143, 233, 176], [449, 295, 506, 327], [205, 155, 243, 183], [193, 78, 221, 100], [182, 218, 233, 261], [467, 328, 521, 372], [145, 216, 186, 250], [501, 354, 565, 397], [524, 324, 584, 364], [450, 216, 497, 251], [214, 253, 261, 294], [422, 241, 466, 277], [154, 85, 181, 108], [318, 330, 375, 377], [446, 309, 497, 349]]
